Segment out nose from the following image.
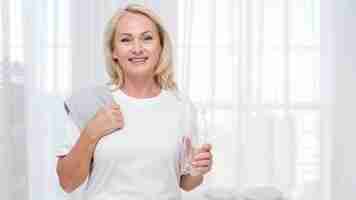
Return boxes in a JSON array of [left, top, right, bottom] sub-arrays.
[[131, 40, 143, 55]]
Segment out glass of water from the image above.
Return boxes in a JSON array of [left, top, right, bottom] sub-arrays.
[[181, 103, 209, 176]]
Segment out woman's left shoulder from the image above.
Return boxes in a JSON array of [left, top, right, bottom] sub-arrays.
[[164, 90, 196, 114], [164, 89, 192, 104]]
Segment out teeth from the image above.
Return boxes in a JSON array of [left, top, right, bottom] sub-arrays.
[[129, 58, 147, 63]]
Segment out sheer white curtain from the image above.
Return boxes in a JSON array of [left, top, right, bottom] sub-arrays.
[[1, 1, 27, 200], [176, 0, 326, 200]]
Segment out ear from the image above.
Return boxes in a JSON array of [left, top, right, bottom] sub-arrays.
[[112, 52, 119, 63]]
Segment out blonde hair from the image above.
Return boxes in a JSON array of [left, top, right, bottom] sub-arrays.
[[104, 4, 177, 91]]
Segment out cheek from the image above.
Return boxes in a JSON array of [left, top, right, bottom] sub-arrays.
[[114, 41, 128, 52], [149, 45, 162, 61], [114, 47, 129, 61]]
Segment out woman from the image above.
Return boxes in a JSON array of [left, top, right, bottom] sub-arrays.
[[56, 4, 213, 199]]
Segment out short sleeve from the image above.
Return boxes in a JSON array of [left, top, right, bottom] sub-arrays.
[[55, 112, 81, 157]]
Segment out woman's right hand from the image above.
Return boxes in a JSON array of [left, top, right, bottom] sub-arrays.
[[84, 103, 124, 140]]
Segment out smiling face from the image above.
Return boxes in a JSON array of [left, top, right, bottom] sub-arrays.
[[112, 12, 162, 81]]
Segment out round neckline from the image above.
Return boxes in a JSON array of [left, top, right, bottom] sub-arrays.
[[114, 88, 166, 104]]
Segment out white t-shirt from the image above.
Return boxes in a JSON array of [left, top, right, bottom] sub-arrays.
[[56, 88, 197, 200]]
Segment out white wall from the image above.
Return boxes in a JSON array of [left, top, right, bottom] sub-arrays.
[[322, 0, 356, 199]]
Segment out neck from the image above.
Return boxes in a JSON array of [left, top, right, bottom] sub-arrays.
[[120, 76, 161, 98]]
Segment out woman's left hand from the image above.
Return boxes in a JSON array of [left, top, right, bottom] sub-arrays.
[[191, 144, 213, 176]]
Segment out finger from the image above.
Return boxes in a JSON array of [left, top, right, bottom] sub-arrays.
[[193, 167, 210, 174], [201, 143, 212, 152], [111, 110, 123, 118], [116, 120, 124, 128], [110, 106, 122, 115], [193, 152, 212, 161], [193, 144, 212, 155], [110, 103, 121, 110], [192, 159, 211, 167], [112, 114, 124, 124], [111, 118, 124, 129]]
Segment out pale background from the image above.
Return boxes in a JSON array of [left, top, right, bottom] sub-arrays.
[[0, 0, 355, 199]]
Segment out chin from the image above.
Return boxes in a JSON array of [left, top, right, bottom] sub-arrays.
[[126, 68, 155, 78]]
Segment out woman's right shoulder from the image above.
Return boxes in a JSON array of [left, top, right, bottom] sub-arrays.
[[64, 84, 112, 104]]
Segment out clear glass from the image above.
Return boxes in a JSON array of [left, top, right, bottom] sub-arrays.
[[181, 103, 209, 176]]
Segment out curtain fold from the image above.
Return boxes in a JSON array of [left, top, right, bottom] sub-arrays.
[[1, 0, 28, 200]]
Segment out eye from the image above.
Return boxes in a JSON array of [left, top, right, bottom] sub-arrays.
[[143, 36, 153, 41], [120, 38, 130, 43]]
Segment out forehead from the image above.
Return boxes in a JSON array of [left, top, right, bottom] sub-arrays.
[[116, 12, 158, 35]]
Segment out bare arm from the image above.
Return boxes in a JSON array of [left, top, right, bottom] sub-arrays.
[[180, 174, 204, 191], [57, 103, 124, 193], [56, 128, 99, 193]]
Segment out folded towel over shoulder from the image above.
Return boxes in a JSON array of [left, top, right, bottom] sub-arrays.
[[64, 85, 115, 130]]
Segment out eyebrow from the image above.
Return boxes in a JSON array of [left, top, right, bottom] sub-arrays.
[[118, 31, 153, 37]]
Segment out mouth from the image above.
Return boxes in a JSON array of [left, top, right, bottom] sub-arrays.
[[128, 57, 149, 65]]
